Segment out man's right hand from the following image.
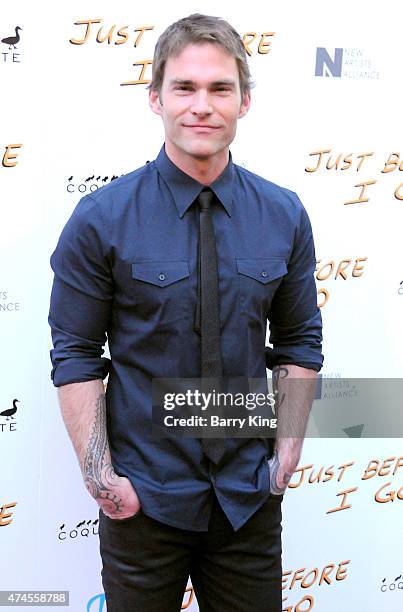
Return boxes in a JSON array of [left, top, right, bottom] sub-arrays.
[[100, 474, 141, 520], [57, 381, 141, 521], [85, 466, 142, 520]]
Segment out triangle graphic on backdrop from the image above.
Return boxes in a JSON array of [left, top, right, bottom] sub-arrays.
[[343, 424, 364, 438]]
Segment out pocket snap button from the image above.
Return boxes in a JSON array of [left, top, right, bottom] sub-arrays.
[[158, 273, 165, 281]]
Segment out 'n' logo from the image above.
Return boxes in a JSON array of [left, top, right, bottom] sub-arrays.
[[315, 47, 343, 77]]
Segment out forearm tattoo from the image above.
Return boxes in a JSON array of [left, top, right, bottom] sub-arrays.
[[272, 363, 314, 440], [272, 365, 289, 413], [83, 394, 122, 512]]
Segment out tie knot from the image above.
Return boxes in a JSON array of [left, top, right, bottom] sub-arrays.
[[197, 188, 214, 211]]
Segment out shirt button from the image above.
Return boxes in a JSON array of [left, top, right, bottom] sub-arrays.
[[261, 270, 268, 278], [158, 273, 165, 281]]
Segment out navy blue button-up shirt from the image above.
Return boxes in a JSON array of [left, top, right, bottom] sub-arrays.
[[48, 143, 323, 532]]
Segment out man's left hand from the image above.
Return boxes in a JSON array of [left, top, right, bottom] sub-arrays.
[[268, 442, 302, 495]]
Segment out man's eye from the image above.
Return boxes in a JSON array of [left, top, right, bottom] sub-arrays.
[[175, 86, 230, 92]]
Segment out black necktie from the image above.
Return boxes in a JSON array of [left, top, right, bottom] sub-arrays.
[[194, 187, 225, 465]]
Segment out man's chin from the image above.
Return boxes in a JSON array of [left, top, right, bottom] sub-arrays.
[[185, 144, 222, 160], [168, 138, 227, 162]]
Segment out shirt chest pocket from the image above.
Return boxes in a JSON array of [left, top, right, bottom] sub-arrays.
[[236, 258, 288, 316], [131, 260, 191, 325]]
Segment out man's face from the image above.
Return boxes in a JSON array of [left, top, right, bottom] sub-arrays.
[[149, 42, 251, 164]]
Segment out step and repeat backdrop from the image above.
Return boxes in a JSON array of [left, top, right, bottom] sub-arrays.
[[1, 1, 402, 610]]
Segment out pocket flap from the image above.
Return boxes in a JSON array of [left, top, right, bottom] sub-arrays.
[[132, 261, 190, 287], [236, 258, 288, 284]]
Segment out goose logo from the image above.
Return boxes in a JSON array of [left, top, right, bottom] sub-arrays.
[[0, 398, 19, 432], [398, 281, 403, 295], [315, 47, 380, 80], [1, 26, 22, 49], [1, 26, 22, 64], [66, 173, 121, 194]]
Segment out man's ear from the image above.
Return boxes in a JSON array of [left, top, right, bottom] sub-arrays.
[[238, 90, 251, 119], [149, 89, 163, 116]]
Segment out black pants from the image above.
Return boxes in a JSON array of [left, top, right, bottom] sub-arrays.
[[99, 491, 283, 612]]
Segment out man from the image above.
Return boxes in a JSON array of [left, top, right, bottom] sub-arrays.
[[48, 13, 323, 612]]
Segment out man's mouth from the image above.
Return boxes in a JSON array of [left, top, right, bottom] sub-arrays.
[[183, 125, 221, 133]]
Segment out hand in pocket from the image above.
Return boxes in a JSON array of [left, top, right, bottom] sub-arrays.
[[267, 450, 288, 496], [96, 473, 141, 520]]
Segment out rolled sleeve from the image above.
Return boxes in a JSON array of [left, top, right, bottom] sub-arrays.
[[48, 195, 113, 386], [266, 194, 324, 372]]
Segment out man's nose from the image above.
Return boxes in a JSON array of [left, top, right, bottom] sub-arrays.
[[190, 90, 213, 114]]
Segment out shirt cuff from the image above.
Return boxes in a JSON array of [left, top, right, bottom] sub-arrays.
[[50, 356, 111, 387], [265, 346, 323, 372]]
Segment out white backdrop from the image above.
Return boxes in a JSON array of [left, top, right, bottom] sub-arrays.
[[1, 1, 402, 610]]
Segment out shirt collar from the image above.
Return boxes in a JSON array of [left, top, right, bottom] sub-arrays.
[[154, 143, 234, 218]]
